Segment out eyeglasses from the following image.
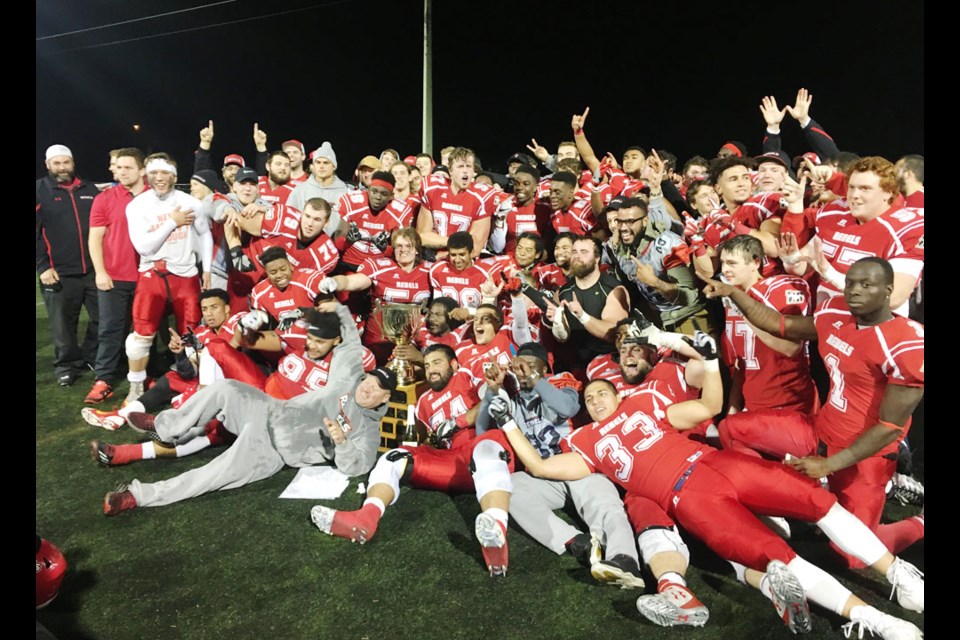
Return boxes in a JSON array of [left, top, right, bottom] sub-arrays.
[[617, 218, 644, 225]]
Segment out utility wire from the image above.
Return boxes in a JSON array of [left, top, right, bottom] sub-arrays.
[[36, 0, 353, 54], [36, 1, 236, 41]]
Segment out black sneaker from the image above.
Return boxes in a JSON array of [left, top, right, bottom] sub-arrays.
[[565, 532, 594, 566], [57, 372, 78, 387]]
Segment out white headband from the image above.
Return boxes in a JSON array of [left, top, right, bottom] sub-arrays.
[[145, 159, 177, 175]]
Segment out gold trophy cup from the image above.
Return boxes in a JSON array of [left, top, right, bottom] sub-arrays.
[[375, 302, 423, 386]]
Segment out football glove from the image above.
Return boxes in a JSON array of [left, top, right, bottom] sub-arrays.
[[318, 276, 339, 295], [346, 222, 363, 244], [625, 314, 658, 342], [488, 396, 513, 429], [683, 330, 718, 361], [433, 418, 459, 445], [276, 308, 304, 332], [240, 309, 269, 331], [229, 246, 255, 272], [371, 231, 391, 251]]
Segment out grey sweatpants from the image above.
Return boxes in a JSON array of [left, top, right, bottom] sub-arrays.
[[129, 381, 286, 507], [509, 471, 638, 561]]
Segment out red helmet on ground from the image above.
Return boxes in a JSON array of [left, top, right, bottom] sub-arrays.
[[36, 535, 67, 609]]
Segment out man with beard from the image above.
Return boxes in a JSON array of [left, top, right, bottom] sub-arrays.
[[547, 236, 629, 371], [606, 197, 711, 336], [257, 150, 296, 206], [37, 144, 103, 386], [489, 165, 554, 255], [414, 297, 469, 353], [123, 152, 213, 404], [312, 344, 516, 578]]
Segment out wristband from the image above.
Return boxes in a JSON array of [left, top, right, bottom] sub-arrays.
[[821, 264, 846, 289], [574, 129, 584, 136], [501, 419, 519, 433], [649, 189, 663, 199], [702, 359, 720, 372], [467, 307, 477, 317], [653, 331, 687, 351], [779, 315, 787, 338], [878, 420, 905, 431], [576, 311, 594, 324], [780, 251, 801, 267]]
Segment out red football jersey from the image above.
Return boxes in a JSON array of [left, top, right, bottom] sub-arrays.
[[721, 275, 816, 412], [454, 328, 519, 379], [258, 176, 297, 206], [415, 319, 470, 350], [267, 329, 376, 400], [415, 369, 482, 447], [428, 260, 490, 310], [813, 296, 924, 453], [814, 200, 924, 312], [551, 198, 597, 235], [193, 311, 244, 346], [420, 174, 488, 236], [357, 257, 432, 344], [269, 232, 340, 275], [250, 268, 325, 322], [337, 191, 410, 266], [497, 196, 554, 255], [566, 381, 710, 510]]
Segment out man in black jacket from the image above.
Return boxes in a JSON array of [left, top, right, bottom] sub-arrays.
[[36, 144, 102, 386]]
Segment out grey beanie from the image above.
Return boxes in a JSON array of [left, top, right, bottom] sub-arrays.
[[313, 141, 337, 168]]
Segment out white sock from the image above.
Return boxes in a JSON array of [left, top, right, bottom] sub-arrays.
[[141, 442, 156, 460], [127, 370, 147, 383], [118, 401, 145, 418], [658, 572, 686, 587], [729, 561, 749, 585], [787, 556, 852, 615], [758, 574, 774, 602], [815, 503, 887, 566], [174, 436, 213, 457], [485, 507, 509, 528], [363, 497, 386, 515]]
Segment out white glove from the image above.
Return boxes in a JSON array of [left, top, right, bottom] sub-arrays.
[[318, 277, 338, 294], [240, 309, 269, 331]]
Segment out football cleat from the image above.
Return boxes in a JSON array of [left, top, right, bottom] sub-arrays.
[[475, 512, 509, 577], [103, 484, 138, 516], [310, 505, 377, 544], [765, 559, 812, 634], [126, 412, 163, 442], [591, 553, 646, 590], [842, 605, 923, 640], [81, 407, 125, 431], [886, 473, 924, 507], [90, 440, 137, 466], [124, 380, 145, 405], [84, 380, 114, 404], [636, 582, 709, 628], [886, 557, 924, 613]]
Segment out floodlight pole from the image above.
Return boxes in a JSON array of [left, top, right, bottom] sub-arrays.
[[422, 0, 433, 155]]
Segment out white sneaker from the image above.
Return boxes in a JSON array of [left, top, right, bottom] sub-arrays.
[[764, 559, 811, 634], [80, 407, 125, 431], [125, 380, 145, 405], [886, 557, 924, 613], [842, 605, 923, 639]]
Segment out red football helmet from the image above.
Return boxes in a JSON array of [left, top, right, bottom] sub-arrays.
[[36, 535, 67, 609]]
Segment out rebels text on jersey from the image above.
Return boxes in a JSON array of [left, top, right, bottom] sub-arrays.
[[420, 174, 490, 236], [250, 268, 327, 322], [814, 199, 924, 307], [428, 260, 490, 310], [415, 369, 482, 448], [337, 191, 410, 266], [722, 275, 815, 412], [357, 257, 432, 344], [813, 296, 924, 454], [455, 328, 518, 380], [551, 198, 598, 235], [258, 176, 297, 206]]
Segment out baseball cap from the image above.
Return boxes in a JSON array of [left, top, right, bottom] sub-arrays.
[[507, 152, 536, 168], [223, 154, 246, 167], [190, 169, 228, 194], [234, 167, 259, 184], [604, 195, 645, 212], [369, 366, 399, 392], [753, 150, 791, 170], [45, 144, 73, 161], [281, 139, 305, 154], [357, 155, 380, 171], [516, 342, 549, 365]]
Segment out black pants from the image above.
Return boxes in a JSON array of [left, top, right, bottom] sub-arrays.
[[40, 273, 99, 378], [92, 280, 136, 384]]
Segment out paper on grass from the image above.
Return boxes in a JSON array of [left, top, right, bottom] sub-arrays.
[[279, 466, 350, 500]]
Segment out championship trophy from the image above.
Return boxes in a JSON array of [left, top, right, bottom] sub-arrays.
[[372, 302, 425, 451]]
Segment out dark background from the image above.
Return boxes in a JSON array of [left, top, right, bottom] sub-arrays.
[[36, 0, 924, 182]]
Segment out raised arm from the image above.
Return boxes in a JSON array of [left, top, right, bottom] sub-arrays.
[[571, 107, 601, 174], [701, 275, 818, 341]]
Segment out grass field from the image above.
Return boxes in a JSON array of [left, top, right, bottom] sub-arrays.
[[36, 284, 924, 640]]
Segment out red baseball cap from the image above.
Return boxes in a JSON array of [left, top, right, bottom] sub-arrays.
[[281, 140, 305, 154], [223, 154, 245, 167]]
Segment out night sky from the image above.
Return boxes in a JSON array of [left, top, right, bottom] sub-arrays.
[[36, 0, 924, 183]]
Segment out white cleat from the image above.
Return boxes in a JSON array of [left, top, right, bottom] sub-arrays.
[[843, 605, 923, 640], [886, 557, 924, 613], [765, 560, 811, 634]]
